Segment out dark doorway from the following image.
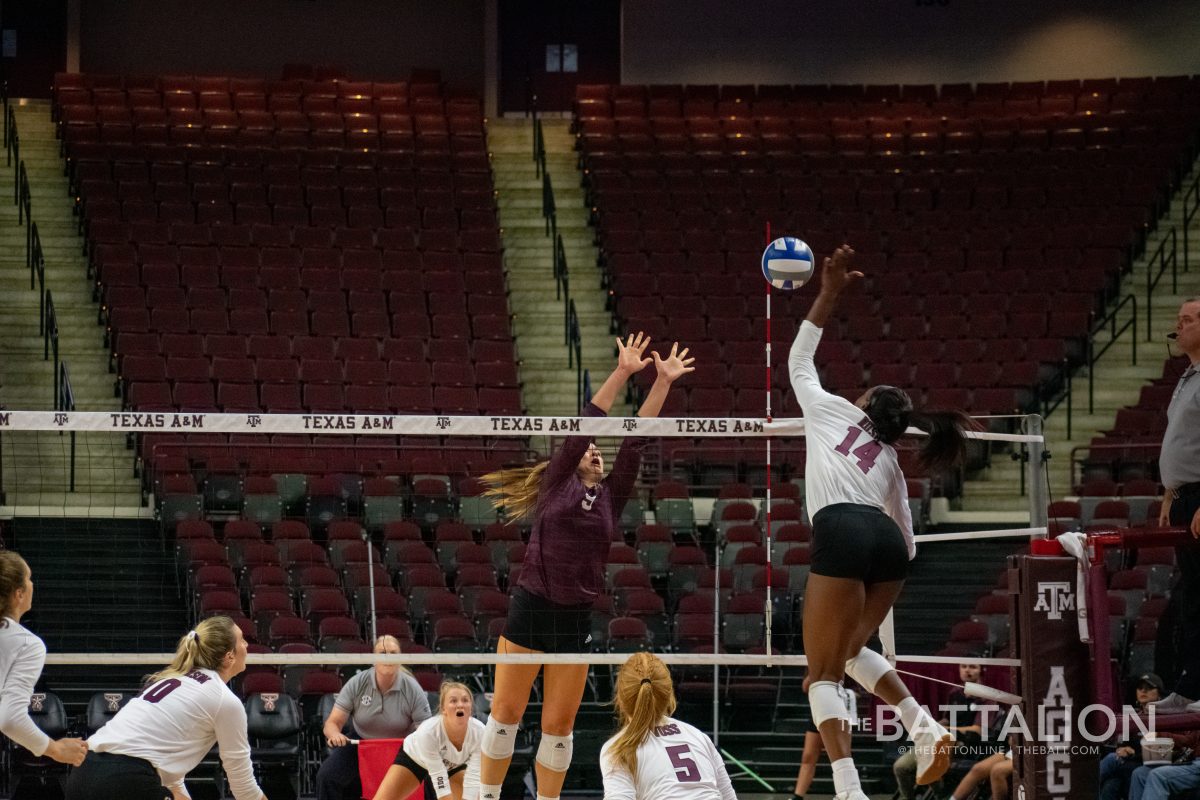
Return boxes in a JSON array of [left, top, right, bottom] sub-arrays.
[[0, 0, 67, 99], [499, 0, 620, 114]]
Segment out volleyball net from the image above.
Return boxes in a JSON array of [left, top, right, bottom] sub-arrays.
[[0, 407, 1052, 663]]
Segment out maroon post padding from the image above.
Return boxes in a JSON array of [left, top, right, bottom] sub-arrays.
[[1012, 555, 1098, 800]]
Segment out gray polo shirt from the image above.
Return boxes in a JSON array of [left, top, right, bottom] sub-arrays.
[[334, 668, 431, 740], [1160, 361, 1200, 490]]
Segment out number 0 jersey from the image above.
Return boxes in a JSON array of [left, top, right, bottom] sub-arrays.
[[788, 320, 915, 559], [599, 717, 736, 800], [87, 668, 261, 800]]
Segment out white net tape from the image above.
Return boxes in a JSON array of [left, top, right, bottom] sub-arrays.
[[0, 410, 1046, 440]]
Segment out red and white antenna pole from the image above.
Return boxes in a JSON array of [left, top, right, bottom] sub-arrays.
[[764, 221, 773, 658]]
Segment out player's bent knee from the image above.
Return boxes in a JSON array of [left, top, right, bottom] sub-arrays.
[[844, 647, 893, 694], [535, 732, 573, 772], [807, 680, 851, 728], [481, 715, 517, 761]]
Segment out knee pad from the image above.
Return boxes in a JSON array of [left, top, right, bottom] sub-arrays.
[[844, 647, 894, 694], [481, 715, 517, 760], [535, 732, 574, 773], [808, 680, 851, 728]]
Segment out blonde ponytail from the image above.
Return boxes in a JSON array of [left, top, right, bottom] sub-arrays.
[[147, 616, 237, 685], [480, 462, 550, 522], [610, 652, 676, 777], [0, 551, 30, 627]]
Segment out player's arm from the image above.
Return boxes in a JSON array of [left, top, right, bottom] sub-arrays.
[[804, 245, 861, 329], [704, 735, 738, 800], [214, 693, 266, 800], [599, 744, 637, 800]]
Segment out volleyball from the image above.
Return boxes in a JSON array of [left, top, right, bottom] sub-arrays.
[[761, 237, 816, 290]]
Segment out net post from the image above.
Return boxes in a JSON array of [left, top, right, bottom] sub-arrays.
[[712, 537, 721, 745], [363, 528, 378, 643], [1024, 414, 1048, 537]]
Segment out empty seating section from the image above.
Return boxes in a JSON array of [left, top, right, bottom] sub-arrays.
[[1076, 354, 1190, 487], [578, 78, 1200, 488], [52, 71, 523, 508]]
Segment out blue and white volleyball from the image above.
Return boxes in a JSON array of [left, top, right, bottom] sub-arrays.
[[761, 237, 815, 290]]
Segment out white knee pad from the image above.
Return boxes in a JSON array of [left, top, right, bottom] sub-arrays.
[[481, 715, 517, 760], [845, 647, 894, 694], [808, 680, 851, 728], [535, 732, 574, 772]]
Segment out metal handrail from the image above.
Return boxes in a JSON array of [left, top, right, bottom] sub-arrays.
[[1184, 171, 1198, 274], [30, 221, 45, 312], [1144, 227, 1177, 341], [17, 160, 30, 224], [57, 361, 77, 492], [1087, 293, 1138, 414], [541, 169, 556, 241], [1069, 441, 1161, 488], [5, 106, 17, 170], [568, 300, 584, 411], [44, 290, 60, 378]]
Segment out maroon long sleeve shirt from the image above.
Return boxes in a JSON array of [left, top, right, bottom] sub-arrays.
[[517, 403, 647, 606]]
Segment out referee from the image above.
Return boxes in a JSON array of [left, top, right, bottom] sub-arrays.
[[317, 634, 431, 800]]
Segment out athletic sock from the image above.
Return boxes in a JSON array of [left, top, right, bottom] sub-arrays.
[[480, 784, 502, 800], [897, 696, 925, 736], [831, 757, 861, 796]]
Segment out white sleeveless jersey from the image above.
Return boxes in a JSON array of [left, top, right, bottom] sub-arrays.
[[788, 321, 915, 559], [87, 668, 261, 800], [600, 717, 736, 800], [402, 714, 484, 799]]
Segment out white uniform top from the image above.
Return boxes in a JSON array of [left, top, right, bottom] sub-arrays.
[[788, 320, 915, 558], [401, 714, 483, 799], [88, 668, 262, 800], [0, 618, 51, 756], [600, 717, 736, 800]]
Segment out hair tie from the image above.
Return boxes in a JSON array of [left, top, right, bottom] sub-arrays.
[[190, 631, 200, 642], [640, 678, 652, 685]]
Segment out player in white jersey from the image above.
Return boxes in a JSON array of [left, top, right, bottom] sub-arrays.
[[375, 681, 483, 800], [600, 653, 735, 800], [65, 615, 266, 800], [0, 551, 88, 766], [788, 246, 976, 800]]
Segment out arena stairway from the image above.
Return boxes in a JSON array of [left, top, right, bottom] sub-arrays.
[[958, 150, 1200, 517], [11, 517, 187, 720], [0, 98, 144, 515], [488, 117, 626, 416]]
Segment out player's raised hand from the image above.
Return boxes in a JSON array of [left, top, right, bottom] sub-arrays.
[[818, 244, 864, 296], [652, 342, 696, 384]]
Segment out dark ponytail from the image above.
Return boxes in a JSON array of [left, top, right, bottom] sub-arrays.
[[909, 410, 977, 473], [863, 386, 975, 473]]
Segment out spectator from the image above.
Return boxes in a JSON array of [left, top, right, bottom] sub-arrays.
[[892, 664, 996, 800], [1127, 729, 1200, 800], [1099, 674, 1164, 800], [945, 749, 1013, 800]]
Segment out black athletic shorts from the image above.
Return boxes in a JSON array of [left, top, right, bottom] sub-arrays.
[[65, 752, 173, 800], [502, 587, 593, 653], [393, 746, 468, 784], [810, 502, 909, 584]]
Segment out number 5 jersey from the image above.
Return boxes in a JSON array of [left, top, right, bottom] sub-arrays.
[[600, 717, 736, 800]]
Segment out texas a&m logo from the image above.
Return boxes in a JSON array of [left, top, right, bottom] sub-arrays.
[[1033, 581, 1075, 621]]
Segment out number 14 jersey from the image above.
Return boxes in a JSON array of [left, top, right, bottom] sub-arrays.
[[788, 320, 915, 559], [600, 717, 736, 800]]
